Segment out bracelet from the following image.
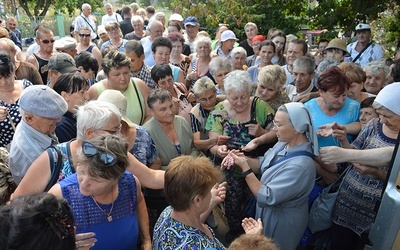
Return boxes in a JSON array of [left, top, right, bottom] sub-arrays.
[[242, 168, 253, 177]]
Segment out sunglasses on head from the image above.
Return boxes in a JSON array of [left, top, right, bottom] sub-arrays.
[[79, 33, 91, 37], [41, 39, 55, 44], [82, 141, 117, 166]]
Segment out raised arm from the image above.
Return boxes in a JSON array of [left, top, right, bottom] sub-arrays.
[[127, 153, 164, 189]]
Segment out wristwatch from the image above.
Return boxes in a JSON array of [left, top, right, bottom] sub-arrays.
[[242, 168, 253, 177]]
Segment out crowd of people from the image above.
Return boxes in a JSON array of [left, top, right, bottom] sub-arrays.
[[0, 2, 398, 250]]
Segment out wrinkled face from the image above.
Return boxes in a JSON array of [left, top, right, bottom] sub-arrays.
[[196, 42, 211, 57], [359, 107, 378, 128], [82, 6, 91, 17], [156, 75, 174, 93], [257, 82, 279, 102], [132, 20, 144, 32], [251, 41, 261, 55], [286, 43, 305, 66], [214, 68, 230, 88], [197, 89, 217, 111], [171, 41, 183, 55], [272, 111, 296, 143], [151, 99, 175, 124], [185, 24, 199, 39], [153, 46, 171, 64], [347, 82, 363, 100], [319, 89, 347, 110], [227, 89, 250, 114], [29, 115, 61, 134], [77, 163, 115, 197], [126, 52, 144, 73], [245, 25, 257, 40], [293, 68, 313, 93], [375, 107, 400, 132], [272, 36, 285, 53], [259, 45, 274, 65], [325, 48, 345, 62], [357, 30, 371, 44], [231, 53, 246, 70], [364, 69, 385, 95], [106, 66, 131, 91], [37, 32, 55, 53]]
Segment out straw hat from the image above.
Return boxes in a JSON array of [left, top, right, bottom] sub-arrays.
[[324, 39, 350, 57]]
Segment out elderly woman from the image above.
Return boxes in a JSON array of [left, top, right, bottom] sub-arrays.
[[54, 72, 89, 143], [338, 62, 370, 103], [49, 134, 151, 250], [168, 32, 191, 80], [143, 89, 198, 233], [256, 65, 290, 112], [190, 77, 230, 155], [0, 193, 75, 249], [246, 35, 265, 67], [205, 70, 275, 242], [12, 100, 164, 202], [328, 82, 400, 250], [76, 26, 102, 70], [247, 40, 276, 83], [125, 16, 146, 40], [153, 155, 227, 249], [88, 50, 151, 125], [270, 30, 286, 66], [209, 56, 232, 95], [231, 46, 248, 70], [239, 22, 258, 57], [151, 63, 193, 122], [100, 22, 128, 52], [186, 36, 214, 86], [363, 61, 390, 95], [222, 102, 317, 250], [0, 51, 32, 148]]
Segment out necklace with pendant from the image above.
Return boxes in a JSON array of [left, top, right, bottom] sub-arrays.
[[91, 188, 115, 222]]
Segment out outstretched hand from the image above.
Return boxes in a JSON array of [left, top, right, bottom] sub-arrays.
[[210, 182, 227, 207], [242, 217, 263, 235]]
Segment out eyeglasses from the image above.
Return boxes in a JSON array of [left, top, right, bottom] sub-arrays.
[[82, 141, 117, 166], [79, 33, 91, 37], [40, 39, 55, 44]]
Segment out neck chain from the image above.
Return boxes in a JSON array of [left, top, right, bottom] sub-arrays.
[[91, 188, 115, 222]]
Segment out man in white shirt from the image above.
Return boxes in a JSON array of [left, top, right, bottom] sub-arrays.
[[141, 20, 164, 67], [101, 3, 123, 25], [74, 3, 97, 41], [345, 23, 383, 68]]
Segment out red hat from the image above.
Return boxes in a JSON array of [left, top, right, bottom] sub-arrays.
[[252, 35, 266, 43]]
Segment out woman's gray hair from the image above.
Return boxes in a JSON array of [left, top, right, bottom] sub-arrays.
[[364, 61, 390, 81], [192, 77, 216, 97], [231, 47, 247, 57], [224, 70, 253, 95], [76, 100, 121, 139], [147, 89, 172, 109], [209, 56, 232, 78], [317, 58, 339, 75], [194, 36, 212, 53]]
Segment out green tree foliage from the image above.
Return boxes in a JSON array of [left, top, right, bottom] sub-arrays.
[[170, 0, 308, 40]]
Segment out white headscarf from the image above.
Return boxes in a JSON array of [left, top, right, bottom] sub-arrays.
[[284, 102, 318, 156], [374, 82, 400, 116]]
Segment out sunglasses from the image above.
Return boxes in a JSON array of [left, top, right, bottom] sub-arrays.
[[41, 39, 55, 44], [79, 33, 91, 37], [82, 141, 117, 166]]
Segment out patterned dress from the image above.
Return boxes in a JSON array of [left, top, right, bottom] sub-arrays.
[[332, 118, 396, 235], [0, 79, 32, 147], [152, 206, 225, 250]]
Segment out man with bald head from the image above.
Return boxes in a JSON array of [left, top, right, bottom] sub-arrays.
[[0, 38, 43, 85], [141, 20, 164, 67]]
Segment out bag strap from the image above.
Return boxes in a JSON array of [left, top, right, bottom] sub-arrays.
[[81, 14, 96, 33], [45, 145, 63, 191], [250, 96, 258, 123], [132, 78, 144, 125], [269, 150, 315, 168], [352, 41, 372, 63]]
